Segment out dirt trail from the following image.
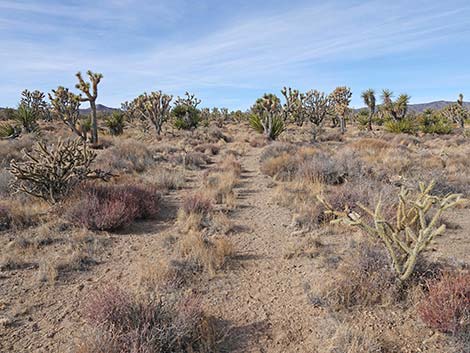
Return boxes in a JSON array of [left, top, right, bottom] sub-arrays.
[[203, 147, 322, 353]]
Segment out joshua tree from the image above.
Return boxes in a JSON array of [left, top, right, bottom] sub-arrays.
[[442, 93, 469, 129], [281, 87, 305, 125], [49, 86, 86, 141], [75, 70, 103, 144], [303, 90, 331, 141], [361, 89, 376, 131], [380, 90, 410, 121], [330, 86, 352, 134], [175, 91, 201, 108], [128, 91, 173, 135], [20, 89, 50, 121]]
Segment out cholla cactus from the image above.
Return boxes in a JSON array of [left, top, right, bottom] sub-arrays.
[[330, 86, 352, 134], [380, 89, 410, 121], [49, 87, 87, 141], [361, 89, 376, 131], [75, 70, 103, 144], [128, 91, 173, 135], [319, 181, 463, 281], [281, 87, 305, 125], [251, 93, 284, 139], [9, 139, 110, 203], [303, 90, 331, 141], [441, 94, 469, 129]]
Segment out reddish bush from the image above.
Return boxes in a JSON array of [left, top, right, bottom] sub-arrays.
[[418, 272, 470, 334], [182, 193, 213, 215], [80, 285, 215, 353], [66, 183, 161, 231]]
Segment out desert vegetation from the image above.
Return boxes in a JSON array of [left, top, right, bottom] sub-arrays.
[[1, 78, 470, 353]]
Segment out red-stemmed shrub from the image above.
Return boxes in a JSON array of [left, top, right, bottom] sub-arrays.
[[66, 183, 161, 231], [79, 285, 216, 353], [418, 272, 470, 334]]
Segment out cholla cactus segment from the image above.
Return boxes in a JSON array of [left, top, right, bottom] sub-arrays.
[[128, 91, 173, 135], [9, 139, 111, 204], [319, 181, 464, 281]]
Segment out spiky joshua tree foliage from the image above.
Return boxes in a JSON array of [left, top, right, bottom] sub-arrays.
[[330, 86, 352, 134], [127, 91, 173, 135], [380, 89, 410, 121], [75, 70, 103, 144], [303, 90, 331, 141], [9, 139, 110, 204], [320, 181, 463, 282], [250, 93, 285, 140]]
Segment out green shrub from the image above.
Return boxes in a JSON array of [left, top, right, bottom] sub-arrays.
[[105, 112, 126, 135], [172, 105, 200, 130], [384, 118, 417, 134], [418, 111, 452, 134]]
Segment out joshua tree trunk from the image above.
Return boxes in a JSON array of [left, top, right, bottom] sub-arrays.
[[339, 116, 346, 134], [368, 112, 373, 131], [90, 101, 98, 144]]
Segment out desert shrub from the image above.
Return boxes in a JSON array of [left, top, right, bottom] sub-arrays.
[[173, 105, 201, 130], [182, 193, 213, 216], [0, 123, 21, 139], [152, 169, 185, 191], [208, 126, 231, 142], [0, 135, 35, 168], [0, 205, 11, 231], [0, 171, 12, 196], [95, 139, 154, 173], [418, 111, 453, 134], [326, 320, 384, 353], [324, 241, 398, 309], [194, 143, 220, 155], [79, 286, 216, 353], [384, 118, 417, 134], [259, 142, 298, 163], [66, 183, 161, 231], [297, 152, 348, 185], [104, 112, 126, 135], [171, 151, 210, 170], [9, 139, 105, 203], [418, 272, 470, 334]]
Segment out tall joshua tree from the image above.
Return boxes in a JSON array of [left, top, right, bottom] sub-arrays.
[[330, 86, 352, 134], [281, 87, 305, 125], [304, 90, 331, 141], [127, 91, 173, 135], [380, 89, 410, 121], [361, 89, 376, 131], [75, 70, 103, 144], [49, 87, 86, 141], [442, 93, 469, 129]]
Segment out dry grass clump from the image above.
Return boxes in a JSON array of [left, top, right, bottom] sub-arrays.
[[325, 320, 384, 353], [194, 143, 220, 155], [0, 170, 12, 197], [203, 157, 241, 207], [179, 230, 233, 275], [77, 286, 216, 353], [66, 183, 161, 231], [95, 139, 154, 173], [150, 168, 186, 191], [418, 271, 470, 334], [0, 135, 36, 168], [178, 193, 213, 232], [323, 241, 399, 310], [0, 200, 46, 230]]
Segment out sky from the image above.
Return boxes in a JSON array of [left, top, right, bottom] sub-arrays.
[[1, 0, 470, 110]]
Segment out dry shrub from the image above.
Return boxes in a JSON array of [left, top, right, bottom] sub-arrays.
[[151, 168, 185, 191], [79, 286, 216, 353], [249, 135, 269, 147], [208, 126, 231, 142], [95, 139, 154, 173], [181, 193, 213, 216], [259, 142, 298, 163], [0, 205, 11, 231], [0, 200, 45, 230], [418, 271, 470, 334], [66, 183, 161, 231], [0, 135, 35, 168], [179, 231, 233, 275], [325, 320, 384, 353], [194, 143, 220, 155], [324, 241, 398, 310], [0, 170, 12, 197], [171, 151, 211, 170]]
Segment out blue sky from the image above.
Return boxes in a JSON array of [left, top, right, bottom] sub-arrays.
[[1, 0, 470, 110]]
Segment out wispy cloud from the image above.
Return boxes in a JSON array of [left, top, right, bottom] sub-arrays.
[[1, 0, 470, 108]]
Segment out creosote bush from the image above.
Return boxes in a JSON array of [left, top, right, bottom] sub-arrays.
[[78, 285, 216, 353], [418, 271, 470, 334], [66, 183, 161, 231]]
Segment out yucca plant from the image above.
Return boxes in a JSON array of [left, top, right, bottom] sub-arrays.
[[14, 105, 39, 133], [0, 123, 21, 139], [249, 114, 284, 140], [105, 112, 126, 135]]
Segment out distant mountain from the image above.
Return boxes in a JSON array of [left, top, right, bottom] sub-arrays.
[[79, 104, 120, 115], [407, 101, 470, 113]]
